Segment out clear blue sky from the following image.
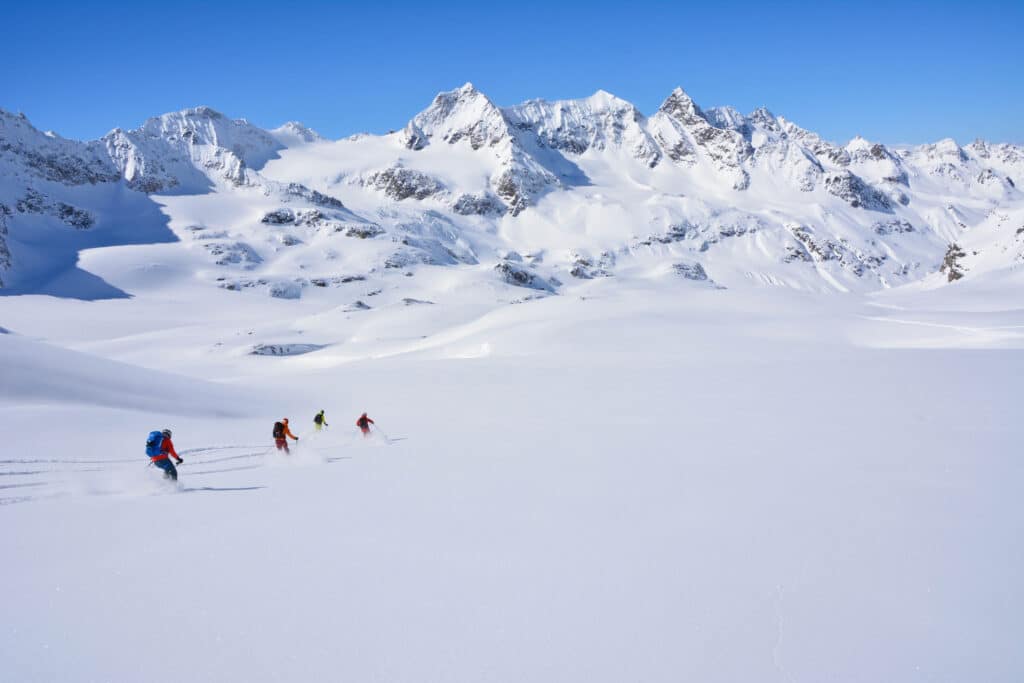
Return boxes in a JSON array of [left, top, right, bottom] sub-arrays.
[[2, 0, 1021, 145]]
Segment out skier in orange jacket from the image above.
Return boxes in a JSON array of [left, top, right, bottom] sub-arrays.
[[273, 418, 299, 453]]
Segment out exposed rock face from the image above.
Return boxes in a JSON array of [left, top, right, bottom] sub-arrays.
[[343, 224, 385, 239], [0, 111, 120, 185], [251, 343, 326, 356], [940, 243, 967, 281], [103, 106, 284, 191], [261, 208, 296, 224], [784, 224, 889, 278], [15, 189, 94, 228], [872, 219, 916, 235], [281, 183, 347, 210], [366, 167, 444, 200], [776, 117, 851, 167], [402, 83, 511, 151], [399, 83, 566, 215], [344, 300, 371, 311], [494, 164, 556, 217], [452, 193, 506, 216], [652, 88, 753, 189], [673, 262, 708, 280], [494, 260, 557, 291], [4, 87, 1024, 297], [569, 250, 615, 279], [309, 275, 366, 287], [0, 205, 11, 286], [203, 242, 262, 268], [504, 91, 661, 168], [824, 171, 893, 211]]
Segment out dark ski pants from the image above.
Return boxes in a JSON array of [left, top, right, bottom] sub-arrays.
[[154, 458, 178, 481], [275, 438, 290, 453]]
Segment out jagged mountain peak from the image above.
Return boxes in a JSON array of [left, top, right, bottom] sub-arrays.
[[748, 106, 777, 126], [272, 121, 324, 145], [584, 89, 631, 108], [4, 87, 1024, 300], [133, 105, 268, 138], [703, 105, 747, 132], [402, 83, 510, 151], [658, 86, 701, 120]]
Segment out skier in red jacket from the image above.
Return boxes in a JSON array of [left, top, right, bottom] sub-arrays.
[[356, 413, 374, 437], [149, 429, 184, 480]]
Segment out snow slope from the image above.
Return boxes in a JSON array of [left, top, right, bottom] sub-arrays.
[[3, 278, 1024, 682], [2, 85, 1024, 682]]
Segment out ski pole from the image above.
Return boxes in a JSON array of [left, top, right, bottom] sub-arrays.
[[372, 424, 391, 443]]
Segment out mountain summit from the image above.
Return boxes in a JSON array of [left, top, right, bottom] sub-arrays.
[[1, 86, 1022, 297]]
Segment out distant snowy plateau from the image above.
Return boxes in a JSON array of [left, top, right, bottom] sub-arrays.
[[2, 82, 1023, 300]]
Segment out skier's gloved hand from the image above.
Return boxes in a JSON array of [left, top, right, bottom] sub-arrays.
[[295, 437, 300, 441], [176, 458, 184, 464]]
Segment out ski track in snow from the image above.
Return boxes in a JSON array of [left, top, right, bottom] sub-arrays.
[[0, 441, 390, 506]]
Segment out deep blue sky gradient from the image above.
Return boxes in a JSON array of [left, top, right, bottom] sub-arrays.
[[2, 0, 1021, 144]]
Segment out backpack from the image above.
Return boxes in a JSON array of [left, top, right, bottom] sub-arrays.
[[314, 413, 323, 425], [145, 431, 164, 457], [273, 421, 285, 439]]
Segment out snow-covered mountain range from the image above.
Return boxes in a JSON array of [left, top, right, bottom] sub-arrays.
[[2, 83, 1022, 298]]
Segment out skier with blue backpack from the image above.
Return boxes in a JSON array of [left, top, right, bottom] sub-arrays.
[[146, 429, 183, 480]]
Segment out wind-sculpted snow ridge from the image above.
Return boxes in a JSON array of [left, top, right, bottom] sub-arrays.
[[2, 83, 1023, 299]]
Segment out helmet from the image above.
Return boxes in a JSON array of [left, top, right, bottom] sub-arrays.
[[162, 429, 172, 439], [283, 418, 289, 423]]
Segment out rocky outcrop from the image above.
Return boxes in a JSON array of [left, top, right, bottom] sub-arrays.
[[872, 219, 915, 235], [0, 205, 11, 287], [672, 262, 723, 288], [203, 242, 262, 268], [251, 343, 326, 356], [569, 250, 615, 279], [784, 224, 888, 278], [823, 171, 893, 211], [261, 208, 296, 224], [494, 259, 557, 291], [452, 193, 506, 216], [281, 183, 347, 210], [366, 167, 444, 200], [940, 243, 967, 282], [343, 223, 385, 239], [15, 189, 95, 229]]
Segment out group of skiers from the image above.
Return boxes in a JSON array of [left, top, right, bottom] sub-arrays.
[[146, 411, 377, 480]]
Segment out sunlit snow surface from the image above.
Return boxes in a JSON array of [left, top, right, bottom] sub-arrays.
[[2, 274, 1022, 682], [2, 86, 1023, 680]]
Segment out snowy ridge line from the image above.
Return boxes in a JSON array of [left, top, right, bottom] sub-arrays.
[[2, 84, 1023, 298]]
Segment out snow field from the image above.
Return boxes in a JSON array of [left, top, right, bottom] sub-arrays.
[[2, 284, 1023, 682]]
